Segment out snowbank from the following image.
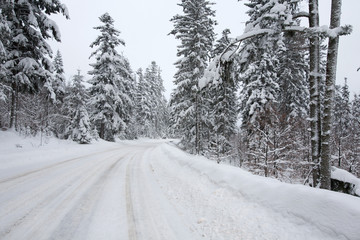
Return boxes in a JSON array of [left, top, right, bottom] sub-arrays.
[[0, 130, 119, 180], [161, 143, 360, 240], [332, 166, 360, 197]]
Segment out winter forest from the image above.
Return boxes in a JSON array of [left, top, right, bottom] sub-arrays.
[[0, 0, 359, 194]]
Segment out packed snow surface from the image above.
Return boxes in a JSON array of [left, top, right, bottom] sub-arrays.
[[0, 131, 359, 240]]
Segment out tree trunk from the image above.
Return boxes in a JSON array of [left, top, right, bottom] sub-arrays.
[[100, 122, 105, 140], [9, 82, 17, 129], [321, 0, 342, 190], [308, 0, 321, 187], [195, 92, 201, 155]]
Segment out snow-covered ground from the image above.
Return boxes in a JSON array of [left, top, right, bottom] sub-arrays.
[[0, 131, 359, 240]]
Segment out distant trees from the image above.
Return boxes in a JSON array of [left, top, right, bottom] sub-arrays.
[[135, 62, 168, 138], [0, 8, 169, 143]]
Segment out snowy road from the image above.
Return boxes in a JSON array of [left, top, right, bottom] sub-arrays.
[[1, 140, 359, 240]]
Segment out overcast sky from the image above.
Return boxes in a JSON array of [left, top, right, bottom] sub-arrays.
[[50, 0, 360, 99]]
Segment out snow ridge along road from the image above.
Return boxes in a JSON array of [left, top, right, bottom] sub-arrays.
[[1, 139, 359, 239]]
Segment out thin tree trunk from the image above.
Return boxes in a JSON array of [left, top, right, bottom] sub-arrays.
[[9, 82, 17, 129], [100, 122, 105, 140], [321, 0, 342, 190], [195, 92, 201, 154], [308, 0, 321, 187]]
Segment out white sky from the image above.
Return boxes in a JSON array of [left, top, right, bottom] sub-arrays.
[[49, 0, 360, 100]]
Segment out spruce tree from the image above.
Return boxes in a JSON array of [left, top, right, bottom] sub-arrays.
[[52, 50, 66, 102], [277, 33, 309, 117], [170, 0, 216, 153], [134, 68, 149, 136], [349, 94, 360, 176], [0, 10, 10, 103], [207, 29, 238, 161], [66, 71, 92, 144], [238, 0, 303, 176], [88, 13, 133, 141]]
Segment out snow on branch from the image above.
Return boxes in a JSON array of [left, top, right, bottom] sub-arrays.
[[199, 29, 275, 90], [284, 25, 352, 38], [199, 18, 352, 90]]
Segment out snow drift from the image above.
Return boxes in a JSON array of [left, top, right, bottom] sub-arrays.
[[161, 143, 360, 240]]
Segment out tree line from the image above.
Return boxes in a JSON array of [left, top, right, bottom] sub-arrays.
[[0, 3, 168, 143], [169, 0, 359, 189], [0, 0, 359, 189]]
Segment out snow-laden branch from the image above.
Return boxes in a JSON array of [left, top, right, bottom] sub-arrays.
[[199, 21, 352, 90], [199, 29, 275, 90], [285, 25, 352, 38]]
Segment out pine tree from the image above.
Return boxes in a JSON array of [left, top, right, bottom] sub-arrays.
[[238, 0, 303, 176], [169, 0, 216, 154], [349, 94, 360, 176], [207, 29, 238, 161], [333, 80, 351, 169], [277, 33, 309, 118], [144, 61, 168, 138], [52, 50, 66, 102], [66, 71, 92, 144], [0, 9, 10, 104], [0, 0, 68, 129], [134, 63, 168, 138], [88, 13, 134, 141], [134, 68, 148, 136]]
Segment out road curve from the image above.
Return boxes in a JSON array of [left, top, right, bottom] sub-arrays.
[[0, 141, 195, 240]]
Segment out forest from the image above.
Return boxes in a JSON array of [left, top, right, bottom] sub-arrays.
[[0, 0, 359, 192]]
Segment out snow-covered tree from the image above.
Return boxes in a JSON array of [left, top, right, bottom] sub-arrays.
[[64, 70, 92, 144], [88, 13, 134, 141], [206, 29, 238, 161], [332, 81, 351, 168], [0, 9, 10, 104], [134, 62, 168, 138], [52, 50, 66, 102], [349, 94, 360, 176], [277, 33, 309, 117], [134, 68, 148, 136], [0, 0, 68, 129], [320, 0, 345, 189], [169, 0, 216, 154]]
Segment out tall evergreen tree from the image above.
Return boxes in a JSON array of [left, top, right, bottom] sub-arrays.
[[207, 29, 238, 161], [52, 50, 66, 102], [169, 0, 216, 154], [65, 70, 92, 144], [237, 0, 306, 176], [88, 13, 133, 141], [349, 94, 360, 176], [333, 80, 351, 169], [134, 62, 168, 138], [134, 68, 149, 136], [0, 9, 10, 103], [277, 33, 309, 117], [0, 0, 68, 129]]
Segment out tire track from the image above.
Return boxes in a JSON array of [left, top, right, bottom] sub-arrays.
[[0, 147, 122, 185], [0, 152, 123, 239], [49, 156, 125, 240], [126, 155, 138, 240]]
